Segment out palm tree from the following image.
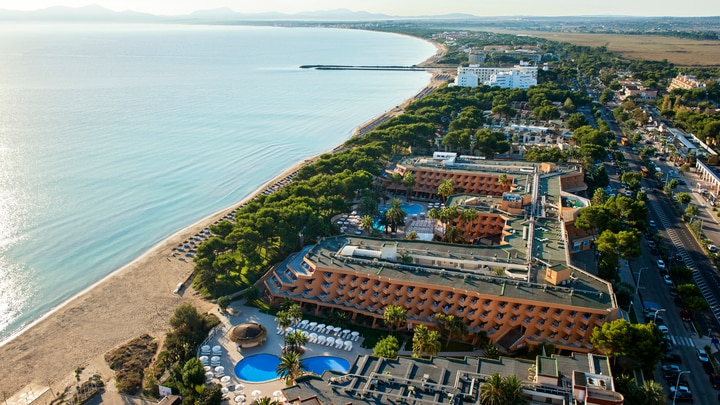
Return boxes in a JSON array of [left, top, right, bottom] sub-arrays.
[[484, 344, 500, 359], [390, 173, 403, 197], [385, 198, 406, 233], [274, 310, 292, 350], [480, 373, 504, 405], [437, 179, 455, 202], [442, 226, 465, 244], [640, 380, 664, 405], [501, 375, 527, 405], [279, 298, 295, 311], [460, 209, 478, 230], [498, 173, 509, 187], [412, 325, 441, 358], [360, 215, 375, 235], [285, 330, 309, 353], [286, 303, 302, 327], [435, 313, 468, 346], [405, 230, 418, 240], [402, 172, 416, 201], [276, 351, 304, 385], [383, 305, 407, 334], [254, 397, 282, 405]]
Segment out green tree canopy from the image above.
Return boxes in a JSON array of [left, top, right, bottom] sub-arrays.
[[373, 335, 400, 358]]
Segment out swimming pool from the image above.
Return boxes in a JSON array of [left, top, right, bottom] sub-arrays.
[[302, 356, 350, 375], [234, 353, 281, 382], [380, 202, 423, 215], [234, 354, 350, 382]]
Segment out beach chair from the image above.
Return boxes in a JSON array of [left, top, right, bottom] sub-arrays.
[[345, 341, 353, 351], [335, 339, 344, 349], [325, 337, 335, 347], [309, 333, 318, 344], [317, 335, 326, 345]]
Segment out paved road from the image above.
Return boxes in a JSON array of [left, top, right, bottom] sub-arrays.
[[602, 111, 720, 403]]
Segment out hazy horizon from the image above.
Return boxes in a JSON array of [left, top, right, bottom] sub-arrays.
[[1, 0, 719, 17]]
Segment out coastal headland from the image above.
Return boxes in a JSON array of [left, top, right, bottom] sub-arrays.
[[0, 36, 449, 400]]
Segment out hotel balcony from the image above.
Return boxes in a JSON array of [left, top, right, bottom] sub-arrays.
[[372, 281, 383, 292]]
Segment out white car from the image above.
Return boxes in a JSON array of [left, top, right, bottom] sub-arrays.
[[657, 259, 666, 270], [649, 220, 656, 228], [709, 244, 718, 252], [663, 275, 674, 286], [698, 349, 710, 363], [658, 325, 669, 334]]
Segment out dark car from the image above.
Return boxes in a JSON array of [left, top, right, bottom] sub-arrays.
[[703, 361, 716, 375], [663, 353, 683, 364], [680, 310, 692, 322], [710, 374, 720, 389]]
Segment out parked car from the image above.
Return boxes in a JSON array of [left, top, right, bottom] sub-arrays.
[[649, 220, 657, 227], [669, 385, 694, 403], [657, 259, 666, 269], [698, 349, 710, 363], [662, 364, 681, 374], [658, 325, 670, 335], [704, 361, 716, 375], [663, 353, 683, 364], [648, 241, 657, 249], [664, 275, 674, 286], [709, 244, 718, 252], [680, 310, 691, 322], [710, 374, 720, 389]]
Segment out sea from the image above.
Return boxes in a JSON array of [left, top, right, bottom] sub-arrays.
[[0, 23, 436, 341]]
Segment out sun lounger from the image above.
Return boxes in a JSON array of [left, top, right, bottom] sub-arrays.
[[325, 337, 335, 347]]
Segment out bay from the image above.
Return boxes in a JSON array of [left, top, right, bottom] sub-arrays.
[[0, 23, 435, 340]]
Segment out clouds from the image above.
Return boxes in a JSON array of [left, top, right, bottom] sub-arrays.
[[1, 0, 719, 16]]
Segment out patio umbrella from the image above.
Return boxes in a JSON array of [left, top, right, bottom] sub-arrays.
[[215, 366, 225, 374], [273, 390, 283, 398], [235, 384, 245, 391], [251, 390, 262, 398], [205, 371, 214, 379], [235, 395, 246, 403], [221, 387, 230, 394], [221, 376, 231, 384]]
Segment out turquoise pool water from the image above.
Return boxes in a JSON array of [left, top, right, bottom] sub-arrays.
[[234, 353, 281, 382], [302, 356, 350, 375], [234, 354, 349, 382]]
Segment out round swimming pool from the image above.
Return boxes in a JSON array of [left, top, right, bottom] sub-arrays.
[[302, 356, 350, 375], [234, 353, 281, 382]]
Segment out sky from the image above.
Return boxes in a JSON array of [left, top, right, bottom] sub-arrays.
[[0, 0, 719, 17]]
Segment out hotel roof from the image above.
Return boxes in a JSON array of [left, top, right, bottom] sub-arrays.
[[305, 235, 614, 310]]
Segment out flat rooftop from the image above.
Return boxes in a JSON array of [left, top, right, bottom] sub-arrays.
[[305, 236, 614, 310]]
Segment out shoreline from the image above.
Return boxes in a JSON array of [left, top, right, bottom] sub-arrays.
[[0, 35, 447, 399]]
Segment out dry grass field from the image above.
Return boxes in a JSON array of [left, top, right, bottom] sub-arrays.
[[506, 31, 720, 66]]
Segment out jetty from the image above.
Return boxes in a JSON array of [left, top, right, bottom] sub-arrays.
[[299, 64, 443, 71]]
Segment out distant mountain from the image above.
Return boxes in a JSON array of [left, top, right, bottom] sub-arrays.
[[183, 7, 394, 21], [0, 4, 162, 21]]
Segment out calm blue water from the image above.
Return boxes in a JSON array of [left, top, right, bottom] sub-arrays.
[[0, 24, 435, 340], [302, 356, 350, 375], [234, 353, 281, 382]]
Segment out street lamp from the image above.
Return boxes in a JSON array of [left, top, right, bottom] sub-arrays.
[[634, 267, 648, 296], [672, 370, 691, 405], [653, 308, 666, 323]]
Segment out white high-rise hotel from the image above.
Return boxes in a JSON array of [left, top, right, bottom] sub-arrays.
[[455, 63, 538, 89]]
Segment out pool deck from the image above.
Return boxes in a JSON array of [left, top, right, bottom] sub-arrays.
[[202, 305, 372, 403]]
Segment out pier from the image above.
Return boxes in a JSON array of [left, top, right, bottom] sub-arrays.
[[299, 64, 443, 71]]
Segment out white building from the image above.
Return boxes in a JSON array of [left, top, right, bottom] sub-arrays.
[[486, 70, 537, 89], [456, 72, 480, 87], [454, 63, 538, 89]]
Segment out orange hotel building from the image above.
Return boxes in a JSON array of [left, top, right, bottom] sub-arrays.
[[264, 158, 616, 352]]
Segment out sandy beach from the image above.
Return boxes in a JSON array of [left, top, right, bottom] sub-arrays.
[[0, 38, 447, 402]]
